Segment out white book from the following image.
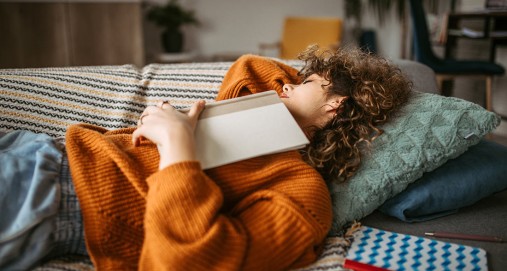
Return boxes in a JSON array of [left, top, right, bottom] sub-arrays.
[[191, 90, 309, 169]]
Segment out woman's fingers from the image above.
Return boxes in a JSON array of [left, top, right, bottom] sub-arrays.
[[136, 101, 171, 127], [187, 100, 206, 125], [137, 114, 148, 126], [133, 105, 159, 145], [132, 126, 143, 146], [132, 100, 205, 147], [158, 100, 172, 109]]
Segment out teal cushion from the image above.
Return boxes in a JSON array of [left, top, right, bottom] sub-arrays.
[[379, 139, 507, 221], [327, 91, 501, 235]]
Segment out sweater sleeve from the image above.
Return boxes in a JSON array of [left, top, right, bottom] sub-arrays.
[[216, 55, 300, 101], [139, 159, 332, 271]]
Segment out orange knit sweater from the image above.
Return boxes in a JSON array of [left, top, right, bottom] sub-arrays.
[[66, 55, 332, 271]]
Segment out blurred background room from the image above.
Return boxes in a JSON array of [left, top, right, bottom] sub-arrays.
[[1, 0, 506, 144]]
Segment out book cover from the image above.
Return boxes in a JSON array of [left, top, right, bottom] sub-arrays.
[[344, 226, 488, 271], [193, 90, 309, 169]]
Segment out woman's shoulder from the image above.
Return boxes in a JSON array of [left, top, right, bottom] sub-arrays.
[[207, 150, 325, 187], [213, 150, 316, 174], [266, 151, 330, 194], [221, 150, 328, 192]]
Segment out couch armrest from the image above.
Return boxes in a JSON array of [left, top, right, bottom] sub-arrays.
[[393, 59, 439, 94]]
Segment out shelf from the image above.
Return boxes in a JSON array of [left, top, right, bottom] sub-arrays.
[[157, 52, 198, 63]]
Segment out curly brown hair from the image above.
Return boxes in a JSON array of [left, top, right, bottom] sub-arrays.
[[298, 45, 412, 183]]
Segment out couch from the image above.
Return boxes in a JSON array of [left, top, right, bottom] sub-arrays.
[[360, 61, 507, 270], [1, 58, 506, 271]]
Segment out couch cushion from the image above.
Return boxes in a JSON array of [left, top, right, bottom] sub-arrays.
[[379, 139, 507, 221], [327, 91, 500, 235]]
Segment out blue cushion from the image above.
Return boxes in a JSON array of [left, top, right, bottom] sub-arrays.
[[379, 139, 507, 222]]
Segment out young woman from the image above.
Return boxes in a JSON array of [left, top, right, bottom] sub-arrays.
[[0, 45, 411, 271]]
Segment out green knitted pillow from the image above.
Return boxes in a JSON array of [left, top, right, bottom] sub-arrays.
[[327, 91, 501, 235]]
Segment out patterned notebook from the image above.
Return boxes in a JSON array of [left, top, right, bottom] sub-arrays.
[[345, 226, 488, 271]]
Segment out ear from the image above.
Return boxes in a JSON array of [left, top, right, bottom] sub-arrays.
[[325, 96, 349, 114]]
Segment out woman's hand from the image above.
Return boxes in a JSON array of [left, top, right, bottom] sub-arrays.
[[132, 100, 206, 170]]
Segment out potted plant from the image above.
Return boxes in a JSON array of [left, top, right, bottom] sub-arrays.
[[146, 0, 200, 53]]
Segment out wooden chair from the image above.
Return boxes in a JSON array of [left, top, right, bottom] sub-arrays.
[[259, 16, 343, 59], [409, 0, 505, 112]]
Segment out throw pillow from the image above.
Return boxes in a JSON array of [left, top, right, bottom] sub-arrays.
[[327, 91, 501, 235], [379, 139, 507, 222]]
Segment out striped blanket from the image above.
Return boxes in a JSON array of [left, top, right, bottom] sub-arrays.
[[0, 63, 229, 137], [0, 61, 353, 271]]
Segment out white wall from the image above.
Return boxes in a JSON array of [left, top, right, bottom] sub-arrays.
[[144, 0, 506, 136], [144, 0, 405, 61], [189, 0, 346, 57]]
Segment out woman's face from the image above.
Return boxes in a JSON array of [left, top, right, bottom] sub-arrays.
[[280, 74, 347, 137]]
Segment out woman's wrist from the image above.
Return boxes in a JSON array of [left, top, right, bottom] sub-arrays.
[[133, 100, 205, 170], [157, 128, 197, 170]]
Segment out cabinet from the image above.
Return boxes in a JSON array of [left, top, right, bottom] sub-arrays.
[[0, 2, 144, 68], [444, 10, 507, 62]]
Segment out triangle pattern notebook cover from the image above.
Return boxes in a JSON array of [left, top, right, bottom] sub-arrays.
[[344, 226, 488, 271], [193, 90, 309, 169]]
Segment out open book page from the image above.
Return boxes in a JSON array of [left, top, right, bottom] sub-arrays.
[[193, 90, 309, 169]]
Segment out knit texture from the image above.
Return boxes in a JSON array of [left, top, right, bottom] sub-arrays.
[[328, 91, 501, 233], [217, 55, 300, 100], [66, 55, 332, 271]]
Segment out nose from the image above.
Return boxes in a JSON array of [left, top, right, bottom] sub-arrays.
[[283, 84, 294, 93]]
